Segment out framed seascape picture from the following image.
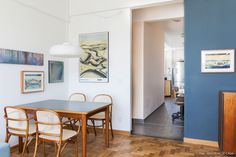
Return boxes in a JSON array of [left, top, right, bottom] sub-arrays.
[[201, 49, 235, 73], [48, 61, 64, 83], [79, 32, 109, 83], [21, 71, 44, 93]]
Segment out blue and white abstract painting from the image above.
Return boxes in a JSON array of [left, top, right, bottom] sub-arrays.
[[48, 61, 64, 83], [0, 48, 43, 65]]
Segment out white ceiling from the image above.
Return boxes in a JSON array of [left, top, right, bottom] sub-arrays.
[[160, 18, 184, 48]]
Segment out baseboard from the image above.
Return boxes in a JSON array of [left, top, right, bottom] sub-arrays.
[[184, 137, 219, 147], [88, 127, 131, 136], [132, 118, 145, 124]]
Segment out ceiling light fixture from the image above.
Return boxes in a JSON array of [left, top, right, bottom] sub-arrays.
[[49, 42, 82, 57]]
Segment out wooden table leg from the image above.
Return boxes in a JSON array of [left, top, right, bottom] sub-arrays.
[[18, 136, 23, 153], [105, 106, 109, 147], [82, 115, 87, 157]]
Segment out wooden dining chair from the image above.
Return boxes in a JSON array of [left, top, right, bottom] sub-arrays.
[[4, 106, 36, 156], [65, 93, 87, 128], [33, 109, 80, 157], [69, 93, 86, 102], [88, 94, 113, 138]]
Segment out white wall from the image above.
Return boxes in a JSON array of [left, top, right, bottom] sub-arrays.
[[132, 22, 144, 119], [68, 9, 132, 131], [143, 22, 165, 118], [0, 0, 68, 145]]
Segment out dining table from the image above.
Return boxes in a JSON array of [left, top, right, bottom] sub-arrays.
[[16, 99, 111, 157]]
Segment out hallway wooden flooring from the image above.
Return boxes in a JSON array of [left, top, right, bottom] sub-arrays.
[[11, 133, 225, 157]]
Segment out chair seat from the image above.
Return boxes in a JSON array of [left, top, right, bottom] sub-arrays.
[[9, 123, 36, 135], [39, 129, 78, 141], [89, 113, 105, 120]]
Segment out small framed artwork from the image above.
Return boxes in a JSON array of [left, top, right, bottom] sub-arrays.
[[201, 49, 235, 73], [21, 71, 44, 93], [48, 61, 64, 83]]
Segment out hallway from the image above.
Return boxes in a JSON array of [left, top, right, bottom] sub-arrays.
[[132, 97, 184, 140]]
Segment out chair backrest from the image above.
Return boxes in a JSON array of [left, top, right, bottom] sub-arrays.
[[69, 93, 86, 102], [4, 106, 28, 134], [93, 94, 113, 114], [35, 109, 62, 138]]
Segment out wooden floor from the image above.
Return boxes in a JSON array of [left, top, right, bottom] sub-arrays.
[[11, 132, 225, 157]]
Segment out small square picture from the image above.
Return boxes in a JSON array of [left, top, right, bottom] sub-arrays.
[[48, 61, 64, 83]]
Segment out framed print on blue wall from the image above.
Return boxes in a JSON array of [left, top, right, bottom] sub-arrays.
[[201, 49, 235, 73], [48, 61, 64, 83]]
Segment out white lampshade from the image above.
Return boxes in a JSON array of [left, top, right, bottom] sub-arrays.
[[49, 42, 82, 57]]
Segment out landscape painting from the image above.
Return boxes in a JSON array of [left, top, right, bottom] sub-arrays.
[[21, 71, 44, 93], [79, 32, 109, 82], [48, 61, 64, 83], [201, 49, 235, 73], [0, 48, 43, 66]]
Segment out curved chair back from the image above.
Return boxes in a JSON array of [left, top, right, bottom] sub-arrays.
[[93, 94, 113, 114], [4, 106, 29, 135], [35, 109, 62, 138], [69, 93, 86, 102]]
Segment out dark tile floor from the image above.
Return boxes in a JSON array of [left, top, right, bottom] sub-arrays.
[[132, 97, 184, 140]]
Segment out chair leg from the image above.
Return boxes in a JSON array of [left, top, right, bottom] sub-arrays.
[[109, 119, 114, 138], [22, 136, 28, 157], [102, 120, 105, 135], [5, 133, 10, 143], [56, 142, 62, 157], [75, 137, 79, 157], [33, 136, 39, 157], [91, 120, 97, 136], [43, 141, 46, 157]]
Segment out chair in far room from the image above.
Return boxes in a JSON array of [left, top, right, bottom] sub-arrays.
[[171, 88, 184, 122], [88, 94, 114, 138]]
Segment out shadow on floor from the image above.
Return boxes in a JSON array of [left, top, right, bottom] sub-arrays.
[[132, 97, 184, 141]]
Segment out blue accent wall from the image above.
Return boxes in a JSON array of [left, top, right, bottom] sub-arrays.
[[185, 0, 236, 141]]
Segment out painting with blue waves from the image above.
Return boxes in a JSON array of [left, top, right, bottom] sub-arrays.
[[201, 49, 234, 73]]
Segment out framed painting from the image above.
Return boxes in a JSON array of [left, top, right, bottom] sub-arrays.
[[48, 61, 64, 83], [21, 71, 44, 93], [201, 49, 235, 73], [0, 48, 43, 66], [79, 32, 109, 83]]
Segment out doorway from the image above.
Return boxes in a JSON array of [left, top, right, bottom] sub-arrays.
[[131, 3, 184, 141]]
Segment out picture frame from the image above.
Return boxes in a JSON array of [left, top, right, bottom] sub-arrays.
[[0, 48, 44, 66], [48, 61, 64, 83], [21, 71, 44, 93], [79, 32, 109, 83], [201, 49, 235, 73]]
